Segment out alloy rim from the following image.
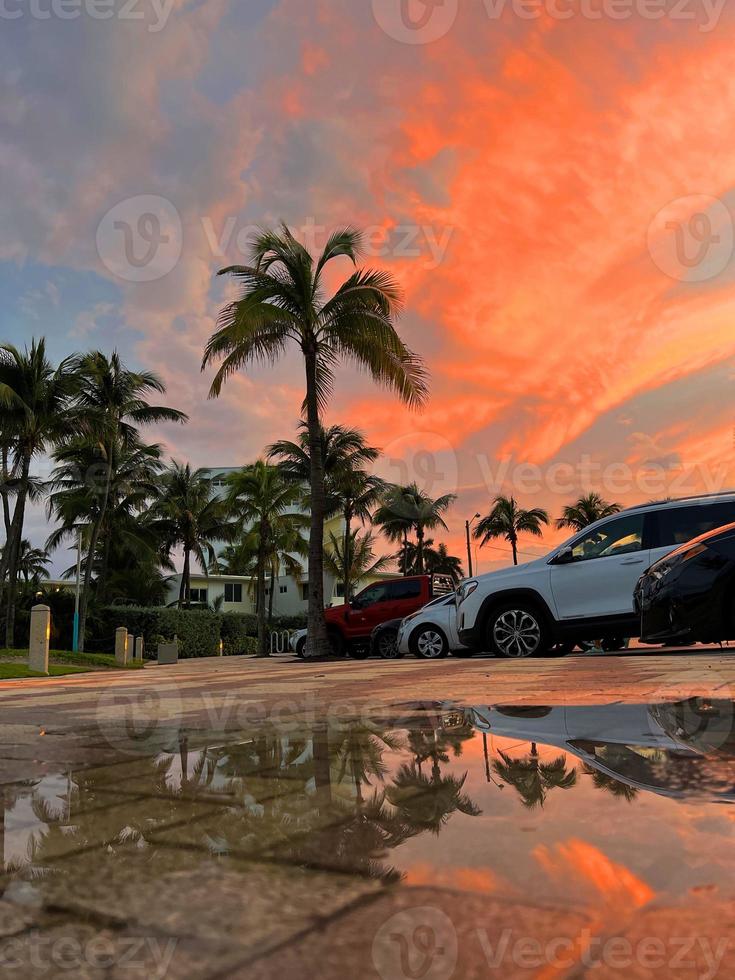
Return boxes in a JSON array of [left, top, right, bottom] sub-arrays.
[[379, 633, 399, 658], [417, 630, 445, 658], [493, 610, 541, 658]]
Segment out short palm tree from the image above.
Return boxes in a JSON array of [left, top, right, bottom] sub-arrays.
[[153, 463, 234, 610], [0, 340, 79, 646], [556, 492, 622, 532], [323, 530, 394, 599], [374, 484, 456, 575], [474, 495, 549, 566], [66, 352, 187, 649], [224, 461, 305, 656], [405, 540, 463, 581], [12, 540, 51, 585], [203, 225, 427, 657], [269, 422, 385, 601]]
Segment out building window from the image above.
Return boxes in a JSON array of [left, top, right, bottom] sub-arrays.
[[189, 588, 208, 604], [224, 583, 243, 603], [279, 585, 288, 594], [301, 583, 309, 602], [334, 583, 345, 598]]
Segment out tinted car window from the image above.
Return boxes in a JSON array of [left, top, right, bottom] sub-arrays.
[[388, 579, 422, 600], [653, 502, 735, 548], [355, 583, 390, 606], [569, 514, 644, 563]]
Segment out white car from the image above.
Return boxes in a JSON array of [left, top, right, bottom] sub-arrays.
[[397, 594, 469, 659], [290, 628, 307, 657], [456, 492, 735, 658]]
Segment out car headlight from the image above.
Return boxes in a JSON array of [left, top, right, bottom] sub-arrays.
[[457, 580, 478, 604]]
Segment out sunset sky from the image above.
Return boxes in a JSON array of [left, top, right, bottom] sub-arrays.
[[4, 0, 735, 570]]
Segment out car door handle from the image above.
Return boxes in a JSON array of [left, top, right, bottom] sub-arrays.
[[621, 558, 645, 565]]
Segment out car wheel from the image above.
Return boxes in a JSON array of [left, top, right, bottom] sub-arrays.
[[411, 626, 449, 660], [488, 603, 549, 659], [296, 636, 307, 658], [376, 629, 403, 660]]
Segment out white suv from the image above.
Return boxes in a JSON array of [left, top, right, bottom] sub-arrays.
[[456, 493, 735, 657]]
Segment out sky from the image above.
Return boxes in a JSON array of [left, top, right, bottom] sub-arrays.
[[3, 0, 735, 572]]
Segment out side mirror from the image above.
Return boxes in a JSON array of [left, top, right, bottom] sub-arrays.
[[552, 547, 574, 566]]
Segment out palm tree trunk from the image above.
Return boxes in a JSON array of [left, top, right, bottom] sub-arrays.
[[77, 448, 114, 652], [304, 349, 329, 658], [4, 454, 30, 648], [403, 530, 408, 576], [343, 507, 352, 603], [416, 525, 425, 574], [256, 526, 268, 658], [268, 567, 275, 623], [180, 548, 191, 608], [511, 534, 518, 566]]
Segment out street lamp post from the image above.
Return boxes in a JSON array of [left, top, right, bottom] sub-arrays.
[[465, 513, 481, 578]]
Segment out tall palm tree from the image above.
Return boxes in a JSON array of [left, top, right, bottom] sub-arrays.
[[65, 352, 186, 650], [474, 495, 549, 566], [374, 484, 456, 575], [323, 530, 394, 599], [203, 226, 427, 657], [0, 340, 79, 646], [224, 462, 305, 656], [556, 492, 622, 532], [153, 462, 234, 611], [269, 422, 386, 602], [47, 439, 165, 602]]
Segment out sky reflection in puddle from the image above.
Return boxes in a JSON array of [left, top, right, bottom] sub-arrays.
[[2, 697, 734, 919]]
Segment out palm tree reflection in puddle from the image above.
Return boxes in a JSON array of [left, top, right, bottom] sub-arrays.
[[5, 718, 482, 886], [492, 742, 577, 810]]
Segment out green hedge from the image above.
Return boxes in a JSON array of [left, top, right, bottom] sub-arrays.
[[93, 607, 278, 659], [95, 606, 221, 659]]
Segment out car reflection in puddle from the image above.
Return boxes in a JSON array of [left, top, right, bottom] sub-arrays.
[[1, 697, 734, 926]]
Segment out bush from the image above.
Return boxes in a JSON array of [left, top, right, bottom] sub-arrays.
[[95, 606, 221, 659], [220, 613, 258, 656]]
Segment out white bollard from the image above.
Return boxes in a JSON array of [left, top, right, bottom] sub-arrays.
[[29, 604, 50, 676], [134, 635, 144, 661], [115, 627, 129, 666]]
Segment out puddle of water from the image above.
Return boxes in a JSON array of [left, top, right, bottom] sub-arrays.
[[2, 697, 734, 919]]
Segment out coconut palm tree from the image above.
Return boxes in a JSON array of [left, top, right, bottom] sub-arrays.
[[224, 462, 305, 656], [0, 340, 80, 646], [47, 439, 165, 603], [403, 539, 463, 581], [64, 352, 187, 649], [374, 484, 456, 575], [324, 529, 394, 599], [152, 463, 234, 610], [15, 540, 50, 585], [203, 226, 427, 657], [556, 493, 622, 532], [474, 495, 549, 566], [268, 422, 386, 603]]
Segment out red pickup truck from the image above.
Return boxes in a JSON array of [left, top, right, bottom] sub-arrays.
[[325, 574, 455, 658]]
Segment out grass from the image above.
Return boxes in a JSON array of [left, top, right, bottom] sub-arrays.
[[0, 648, 147, 671], [0, 663, 91, 679]]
